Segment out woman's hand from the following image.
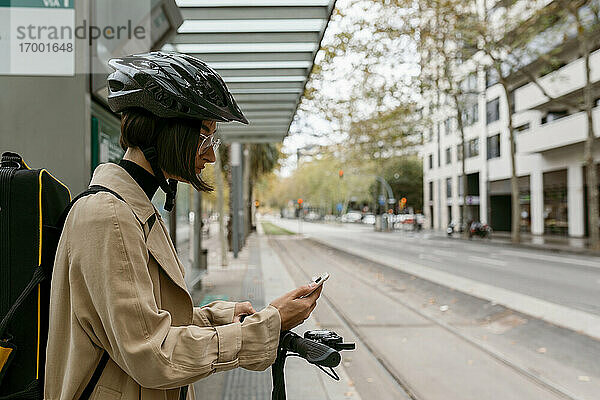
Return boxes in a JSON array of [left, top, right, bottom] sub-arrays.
[[269, 284, 322, 331], [233, 301, 256, 323]]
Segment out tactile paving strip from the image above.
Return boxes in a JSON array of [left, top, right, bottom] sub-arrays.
[[222, 237, 272, 399]]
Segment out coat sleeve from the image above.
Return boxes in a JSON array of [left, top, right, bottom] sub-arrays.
[[69, 194, 281, 389], [192, 301, 237, 327]]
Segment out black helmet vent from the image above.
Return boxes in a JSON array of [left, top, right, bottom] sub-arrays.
[[108, 80, 124, 92], [171, 64, 196, 86], [134, 73, 150, 87]]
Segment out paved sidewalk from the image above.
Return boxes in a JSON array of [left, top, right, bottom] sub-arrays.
[[187, 224, 359, 399], [429, 229, 599, 256]]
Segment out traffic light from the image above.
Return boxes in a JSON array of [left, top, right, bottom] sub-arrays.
[[338, 169, 344, 178], [297, 198, 303, 206], [254, 200, 260, 208], [400, 197, 407, 210]]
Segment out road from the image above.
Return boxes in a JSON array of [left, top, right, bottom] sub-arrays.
[[271, 218, 600, 317], [262, 219, 600, 400]]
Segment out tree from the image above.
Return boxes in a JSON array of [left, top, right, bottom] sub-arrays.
[[257, 154, 375, 215], [469, 0, 552, 243], [218, 143, 280, 254], [413, 0, 479, 234], [246, 143, 281, 233], [372, 155, 424, 212], [507, 0, 599, 247], [474, 0, 600, 246], [293, 0, 424, 150]]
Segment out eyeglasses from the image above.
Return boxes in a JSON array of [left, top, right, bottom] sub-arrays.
[[198, 127, 221, 156]]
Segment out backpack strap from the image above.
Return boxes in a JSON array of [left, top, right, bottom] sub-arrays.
[[79, 352, 110, 400], [55, 185, 125, 232]]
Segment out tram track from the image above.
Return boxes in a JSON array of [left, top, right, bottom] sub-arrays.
[[269, 235, 585, 400]]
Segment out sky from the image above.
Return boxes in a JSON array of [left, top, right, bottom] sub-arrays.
[[279, 0, 420, 177]]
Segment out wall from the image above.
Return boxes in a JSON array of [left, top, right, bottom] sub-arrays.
[[0, 2, 91, 194]]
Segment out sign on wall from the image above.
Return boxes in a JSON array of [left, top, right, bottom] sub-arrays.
[[0, 0, 75, 75]]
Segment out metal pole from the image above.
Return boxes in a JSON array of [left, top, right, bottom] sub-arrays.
[[238, 148, 245, 249], [215, 150, 228, 266], [194, 190, 206, 271], [243, 146, 251, 242], [230, 142, 241, 258]]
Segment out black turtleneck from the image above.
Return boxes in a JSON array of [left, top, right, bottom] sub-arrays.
[[118, 159, 159, 201]]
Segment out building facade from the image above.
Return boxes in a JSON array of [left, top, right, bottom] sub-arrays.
[[422, 0, 600, 237]]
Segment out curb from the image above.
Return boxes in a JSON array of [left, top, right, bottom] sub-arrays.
[[428, 232, 600, 257]]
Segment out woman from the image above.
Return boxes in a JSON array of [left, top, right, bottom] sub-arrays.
[[44, 52, 322, 399]]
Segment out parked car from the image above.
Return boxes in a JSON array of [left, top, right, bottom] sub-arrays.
[[341, 211, 362, 223], [324, 214, 337, 223], [305, 211, 322, 221], [362, 213, 376, 225]]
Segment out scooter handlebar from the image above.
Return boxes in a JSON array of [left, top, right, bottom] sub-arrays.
[[280, 331, 341, 368]]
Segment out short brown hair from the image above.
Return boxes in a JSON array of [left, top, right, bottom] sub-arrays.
[[120, 108, 212, 192]]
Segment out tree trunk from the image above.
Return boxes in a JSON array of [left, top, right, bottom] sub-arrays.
[[452, 94, 469, 238], [582, 42, 599, 250], [502, 81, 521, 244], [215, 150, 228, 266]]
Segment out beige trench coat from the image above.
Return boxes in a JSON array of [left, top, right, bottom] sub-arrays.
[[44, 163, 281, 400]]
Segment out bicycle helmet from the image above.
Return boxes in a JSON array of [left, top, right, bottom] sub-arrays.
[[106, 51, 247, 211], [107, 51, 248, 124]]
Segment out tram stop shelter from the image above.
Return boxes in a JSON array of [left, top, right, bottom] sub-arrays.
[[163, 0, 337, 257]]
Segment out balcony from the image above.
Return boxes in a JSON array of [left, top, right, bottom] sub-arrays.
[[518, 107, 600, 153], [514, 49, 600, 112]]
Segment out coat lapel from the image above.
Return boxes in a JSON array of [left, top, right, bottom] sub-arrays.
[[146, 217, 188, 293]]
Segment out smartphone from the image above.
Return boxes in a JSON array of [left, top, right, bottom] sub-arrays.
[[301, 272, 329, 298]]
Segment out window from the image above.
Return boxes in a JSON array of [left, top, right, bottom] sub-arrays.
[[471, 103, 479, 124], [541, 110, 568, 124], [426, 128, 434, 143], [457, 143, 464, 161], [446, 177, 452, 198], [515, 123, 530, 133], [486, 97, 500, 124], [458, 175, 464, 197], [445, 147, 452, 165], [428, 154, 433, 169], [467, 138, 479, 158], [461, 103, 479, 127], [487, 134, 500, 159], [509, 91, 515, 115], [429, 181, 434, 201], [486, 68, 499, 88], [444, 118, 452, 135], [462, 73, 478, 93]]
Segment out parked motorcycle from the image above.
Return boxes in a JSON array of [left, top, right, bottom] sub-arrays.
[[447, 222, 455, 236], [468, 221, 492, 239]]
